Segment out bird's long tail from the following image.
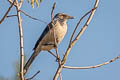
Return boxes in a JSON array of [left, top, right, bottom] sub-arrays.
[[24, 50, 41, 75]]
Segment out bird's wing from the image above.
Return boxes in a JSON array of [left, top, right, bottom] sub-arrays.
[[33, 23, 53, 50]]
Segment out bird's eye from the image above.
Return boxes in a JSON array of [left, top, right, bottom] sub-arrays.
[[60, 15, 64, 19]]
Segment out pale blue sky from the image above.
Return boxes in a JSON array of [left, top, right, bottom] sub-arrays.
[[0, 0, 120, 80]]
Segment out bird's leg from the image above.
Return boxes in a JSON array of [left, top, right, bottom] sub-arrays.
[[47, 50, 61, 64], [55, 47, 61, 65]]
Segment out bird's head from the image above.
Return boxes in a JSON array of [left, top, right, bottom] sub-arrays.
[[54, 13, 74, 21]]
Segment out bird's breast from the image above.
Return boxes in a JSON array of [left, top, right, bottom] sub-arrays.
[[35, 21, 67, 51], [54, 22, 67, 44]]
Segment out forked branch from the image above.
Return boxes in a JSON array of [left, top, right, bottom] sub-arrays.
[[0, 0, 15, 24], [14, 0, 24, 79], [53, 0, 99, 80]]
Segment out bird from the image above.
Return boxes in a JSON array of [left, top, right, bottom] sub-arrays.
[[24, 13, 74, 74]]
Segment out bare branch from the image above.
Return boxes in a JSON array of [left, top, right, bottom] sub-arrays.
[[53, 0, 99, 80], [20, 10, 47, 24], [72, 8, 97, 44], [0, 0, 15, 24], [50, 2, 61, 64], [50, 3, 63, 79], [15, 0, 25, 79], [8, 0, 17, 6], [7, 15, 17, 18], [19, 0, 23, 8], [26, 70, 40, 80], [51, 2, 56, 23], [48, 50, 58, 58], [7, 0, 25, 79], [63, 56, 120, 69], [59, 73, 62, 80], [69, 8, 93, 44], [63, 0, 99, 65]]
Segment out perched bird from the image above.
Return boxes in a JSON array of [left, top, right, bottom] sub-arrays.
[[24, 13, 74, 74]]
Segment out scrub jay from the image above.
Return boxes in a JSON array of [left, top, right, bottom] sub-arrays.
[[24, 13, 74, 74]]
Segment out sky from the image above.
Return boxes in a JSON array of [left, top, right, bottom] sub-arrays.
[[0, 0, 120, 80]]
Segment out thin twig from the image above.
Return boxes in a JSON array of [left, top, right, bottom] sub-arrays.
[[26, 70, 40, 80], [7, 15, 17, 18], [8, 0, 47, 24], [48, 50, 58, 58], [53, 0, 99, 80], [50, 2, 61, 63], [63, 0, 99, 64], [19, 0, 23, 8], [72, 7, 97, 43], [20, 10, 47, 24], [69, 8, 93, 44], [49, 2, 56, 32], [53, 24, 61, 64], [8, 0, 17, 6], [50, 1, 56, 36], [0, 0, 15, 24], [51, 2, 59, 59], [51, 2, 62, 77], [63, 56, 120, 69], [51, 2, 56, 23]]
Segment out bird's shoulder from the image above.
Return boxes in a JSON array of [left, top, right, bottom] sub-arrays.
[[33, 22, 53, 50]]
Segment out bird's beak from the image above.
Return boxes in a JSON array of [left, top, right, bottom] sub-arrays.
[[68, 16, 74, 19]]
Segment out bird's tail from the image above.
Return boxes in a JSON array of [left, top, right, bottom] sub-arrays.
[[24, 50, 41, 75]]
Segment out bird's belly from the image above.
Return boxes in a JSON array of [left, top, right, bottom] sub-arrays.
[[40, 44, 55, 50]]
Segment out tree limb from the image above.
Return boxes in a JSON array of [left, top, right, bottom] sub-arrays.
[[0, 0, 15, 24], [14, 0, 24, 79], [48, 50, 58, 58], [7, 15, 17, 18], [26, 70, 40, 80], [8, 0, 17, 6], [51, 2, 56, 23], [53, 0, 99, 80], [63, 55, 120, 69], [20, 10, 47, 24], [69, 8, 94, 44]]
